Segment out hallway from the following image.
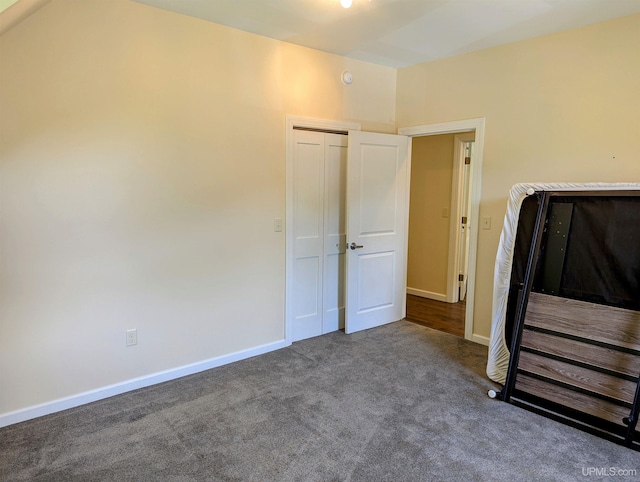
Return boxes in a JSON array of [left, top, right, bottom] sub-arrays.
[[405, 294, 465, 337]]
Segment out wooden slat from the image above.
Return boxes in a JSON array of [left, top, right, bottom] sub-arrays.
[[518, 351, 637, 404], [515, 374, 630, 426], [524, 292, 640, 350], [521, 329, 640, 378]]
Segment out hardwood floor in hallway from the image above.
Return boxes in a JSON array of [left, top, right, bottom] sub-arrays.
[[405, 294, 465, 337]]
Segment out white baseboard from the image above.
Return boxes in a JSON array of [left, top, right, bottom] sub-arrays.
[[406, 287, 447, 302], [0, 339, 288, 428], [471, 334, 490, 346]]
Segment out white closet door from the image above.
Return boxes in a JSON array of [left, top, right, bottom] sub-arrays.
[[345, 131, 409, 334], [323, 134, 348, 332], [290, 128, 409, 340], [292, 130, 325, 341]]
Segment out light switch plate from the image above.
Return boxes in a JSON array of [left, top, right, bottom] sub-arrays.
[[126, 329, 137, 347]]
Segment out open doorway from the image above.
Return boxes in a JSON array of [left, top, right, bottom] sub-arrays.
[[404, 133, 473, 337], [398, 119, 485, 343]]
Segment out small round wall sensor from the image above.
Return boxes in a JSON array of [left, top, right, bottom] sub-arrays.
[[341, 70, 353, 85]]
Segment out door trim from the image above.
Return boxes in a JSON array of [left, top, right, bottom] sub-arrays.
[[447, 132, 476, 303], [285, 116, 361, 345], [398, 118, 486, 345]]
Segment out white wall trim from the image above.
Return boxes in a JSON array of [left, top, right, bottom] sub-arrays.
[[399, 120, 477, 137], [401, 140, 413, 319], [286, 116, 361, 133], [406, 287, 447, 302], [472, 334, 490, 346], [398, 118, 486, 345], [285, 115, 361, 345], [0, 339, 287, 428]]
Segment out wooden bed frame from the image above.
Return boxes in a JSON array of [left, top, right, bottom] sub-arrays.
[[493, 190, 640, 450]]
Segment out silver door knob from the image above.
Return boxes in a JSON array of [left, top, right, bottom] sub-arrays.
[[350, 242, 363, 250]]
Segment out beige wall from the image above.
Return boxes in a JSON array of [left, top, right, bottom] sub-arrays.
[[0, 0, 396, 416], [2, 0, 638, 420], [407, 134, 456, 297], [397, 13, 640, 340]]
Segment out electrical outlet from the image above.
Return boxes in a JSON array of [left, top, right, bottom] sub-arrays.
[[126, 329, 137, 347]]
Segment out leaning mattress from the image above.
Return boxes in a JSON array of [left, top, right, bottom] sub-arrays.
[[486, 182, 640, 384]]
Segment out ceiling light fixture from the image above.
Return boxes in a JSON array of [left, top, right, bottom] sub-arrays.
[[340, 0, 352, 8]]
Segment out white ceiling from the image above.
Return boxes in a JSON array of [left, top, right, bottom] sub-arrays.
[[131, 0, 640, 68]]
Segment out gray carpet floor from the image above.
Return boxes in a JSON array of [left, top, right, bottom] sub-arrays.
[[1, 320, 638, 481]]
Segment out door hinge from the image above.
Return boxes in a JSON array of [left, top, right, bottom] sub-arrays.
[[465, 157, 471, 165], [461, 216, 467, 224], [459, 274, 464, 281]]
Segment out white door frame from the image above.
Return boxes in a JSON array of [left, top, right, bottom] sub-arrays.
[[398, 118, 485, 344], [457, 138, 474, 302], [447, 132, 476, 303], [285, 116, 361, 346]]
